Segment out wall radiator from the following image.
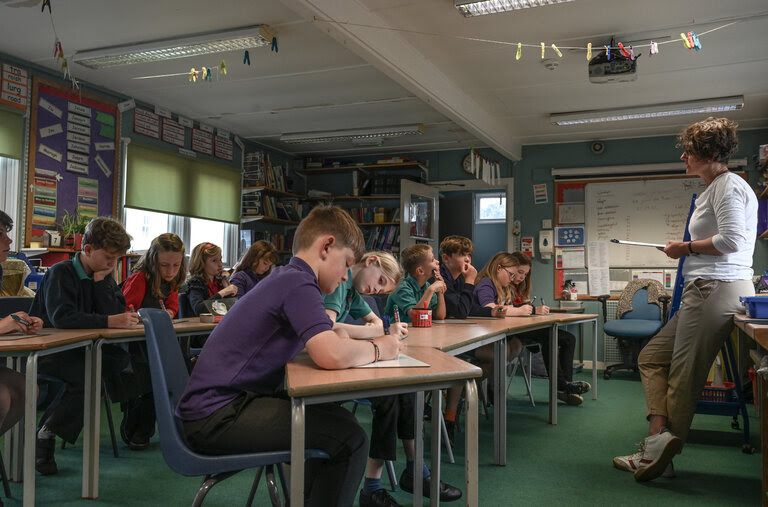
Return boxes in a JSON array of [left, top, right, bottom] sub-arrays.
[[602, 300, 622, 366]]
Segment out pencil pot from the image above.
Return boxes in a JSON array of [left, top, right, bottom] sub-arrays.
[[411, 308, 432, 327]]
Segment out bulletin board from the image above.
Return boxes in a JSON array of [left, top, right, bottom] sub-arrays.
[[24, 78, 120, 245]]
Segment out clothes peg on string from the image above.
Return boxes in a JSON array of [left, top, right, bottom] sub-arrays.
[[201, 67, 207, 82], [680, 33, 691, 49], [516, 42, 522, 60], [540, 42, 545, 59], [271, 36, 278, 53], [618, 42, 630, 58], [687, 32, 695, 49], [220, 60, 227, 75], [243, 50, 250, 65], [53, 40, 63, 62], [189, 68, 198, 82], [628, 45, 635, 60], [41, 0, 51, 13], [206, 68, 213, 81], [587, 42, 592, 60], [649, 41, 658, 56], [61, 58, 69, 80], [551, 44, 562, 57], [692, 32, 701, 51]]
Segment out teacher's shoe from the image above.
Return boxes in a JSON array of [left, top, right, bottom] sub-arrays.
[[399, 470, 462, 502], [359, 489, 402, 507], [633, 430, 682, 482]]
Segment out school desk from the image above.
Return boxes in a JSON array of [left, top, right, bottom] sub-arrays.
[[80, 319, 216, 500], [405, 312, 598, 466], [733, 313, 768, 506], [0, 328, 99, 507], [286, 346, 482, 507]]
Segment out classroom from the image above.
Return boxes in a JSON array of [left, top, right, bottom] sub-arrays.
[[1, 1, 767, 506]]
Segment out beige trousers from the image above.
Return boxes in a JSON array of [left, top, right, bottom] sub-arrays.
[[638, 278, 754, 443]]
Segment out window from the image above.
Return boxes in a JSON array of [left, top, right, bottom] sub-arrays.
[[124, 207, 238, 266], [475, 192, 506, 224], [0, 156, 20, 244]]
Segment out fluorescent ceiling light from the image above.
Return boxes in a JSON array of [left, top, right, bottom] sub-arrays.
[[280, 124, 424, 145], [455, 0, 574, 17], [551, 159, 748, 178], [550, 96, 744, 126], [73, 25, 275, 69]]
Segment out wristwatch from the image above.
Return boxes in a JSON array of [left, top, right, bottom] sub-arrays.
[[687, 241, 699, 256]]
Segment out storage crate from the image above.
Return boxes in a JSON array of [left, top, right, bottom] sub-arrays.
[[700, 381, 736, 402], [742, 295, 768, 318]]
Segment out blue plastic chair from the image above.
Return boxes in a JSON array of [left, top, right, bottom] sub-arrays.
[[598, 280, 670, 379], [138, 308, 328, 506]]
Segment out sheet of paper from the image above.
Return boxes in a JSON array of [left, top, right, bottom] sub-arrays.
[[353, 353, 429, 368], [587, 241, 610, 296], [557, 247, 585, 269]]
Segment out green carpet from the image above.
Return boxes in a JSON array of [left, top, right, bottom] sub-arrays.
[[1, 371, 760, 505]]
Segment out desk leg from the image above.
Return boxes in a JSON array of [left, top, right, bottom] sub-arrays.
[[465, 379, 478, 507], [9, 357, 22, 482], [549, 324, 558, 425], [23, 354, 38, 507], [290, 398, 305, 506], [592, 319, 598, 400], [430, 389, 441, 506], [413, 391, 424, 507], [82, 342, 101, 499], [493, 337, 506, 465]]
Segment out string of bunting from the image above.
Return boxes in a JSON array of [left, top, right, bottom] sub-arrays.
[[469, 148, 501, 185], [43, 0, 79, 90], [188, 61, 227, 83], [313, 16, 741, 61]]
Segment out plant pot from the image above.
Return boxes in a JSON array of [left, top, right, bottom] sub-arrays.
[[65, 233, 84, 251]]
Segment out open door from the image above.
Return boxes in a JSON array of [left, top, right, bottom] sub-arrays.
[[400, 179, 440, 252]]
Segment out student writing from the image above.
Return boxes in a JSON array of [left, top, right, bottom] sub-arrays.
[[176, 205, 403, 506], [184, 242, 238, 316]]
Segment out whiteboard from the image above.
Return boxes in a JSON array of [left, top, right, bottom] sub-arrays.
[[585, 177, 706, 267]]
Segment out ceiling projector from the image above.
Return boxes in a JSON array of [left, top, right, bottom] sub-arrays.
[[588, 49, 638, 83]]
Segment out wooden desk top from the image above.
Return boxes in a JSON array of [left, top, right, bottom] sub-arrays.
[[0, 328, 99, 352], [734, 313, 768, 348], [95, 319, 216, 339], [286, 346, 482, 398]]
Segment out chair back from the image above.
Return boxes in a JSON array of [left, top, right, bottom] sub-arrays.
[[137, 308, 196, 473], [344, 294, 382, 324], [177, 291, 195, 319], [621, 288, 661, 321], [0, 296, 34, 318]]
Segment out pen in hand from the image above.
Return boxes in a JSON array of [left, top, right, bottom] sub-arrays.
[[10, 314, 32, 327], [382, 315, 391, 335]]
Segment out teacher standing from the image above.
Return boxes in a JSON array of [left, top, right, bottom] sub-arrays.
[[613, 117, 757, 482]]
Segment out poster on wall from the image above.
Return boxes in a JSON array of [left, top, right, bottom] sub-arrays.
[[0, 62, 29, 110], [25, 77, 119, 246], [214, 136, 233, 161]]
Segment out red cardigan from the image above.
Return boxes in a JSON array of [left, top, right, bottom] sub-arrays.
[[122, 272, 179, 317]]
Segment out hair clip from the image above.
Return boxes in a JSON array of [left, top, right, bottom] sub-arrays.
[[587, 42, 592, 60], [618, 42, 630, 58], [516, 42, 522, 61]]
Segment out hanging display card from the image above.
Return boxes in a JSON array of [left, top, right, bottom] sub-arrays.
[[192, 128, 213, 156], [25, 77, 120, 245], [162, 117, 186, 147], [133, 108, 161, 139], [0, 62, 29, 110], [214, 136, 233, 161]]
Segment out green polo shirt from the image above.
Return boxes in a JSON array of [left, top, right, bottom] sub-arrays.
[[384, 274, 437, 324], [72, 252, 92, 280], [323, 268, 372, 323]]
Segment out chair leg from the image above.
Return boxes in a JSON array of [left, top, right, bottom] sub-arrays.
[[438, 409, 455, 464], [0, 449, 11, 498], [276, 463, 290, 502], [245, 467, 264, 507], [192, 471, 238, 507], [477, 378, 489, 420], [384, 460, 398, 491], [520, 350, 535, 407], [102, 380, 119, 458], [265, 464, 282, 507]]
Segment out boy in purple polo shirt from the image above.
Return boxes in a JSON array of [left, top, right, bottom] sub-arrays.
[[177, 205, 404, 507]]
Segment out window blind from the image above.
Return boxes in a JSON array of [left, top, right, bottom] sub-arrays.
[[0, 108, 23, 159], [125, 143, 241, 223]]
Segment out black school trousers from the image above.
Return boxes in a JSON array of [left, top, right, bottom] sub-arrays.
[[183, 392, 368, 507], [368, 393, 415, 461], [517, 328, 576, 389]]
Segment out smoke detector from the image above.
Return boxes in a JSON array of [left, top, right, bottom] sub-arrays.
[[541, 59, 559, 71]]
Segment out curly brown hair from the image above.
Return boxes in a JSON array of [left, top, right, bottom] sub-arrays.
[[440, 235, 474, 257], [82, 217, 132, 253], [677, 117, 738, 164]]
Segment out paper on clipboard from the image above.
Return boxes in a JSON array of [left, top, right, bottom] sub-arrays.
[[354, 354, 429, 368]]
